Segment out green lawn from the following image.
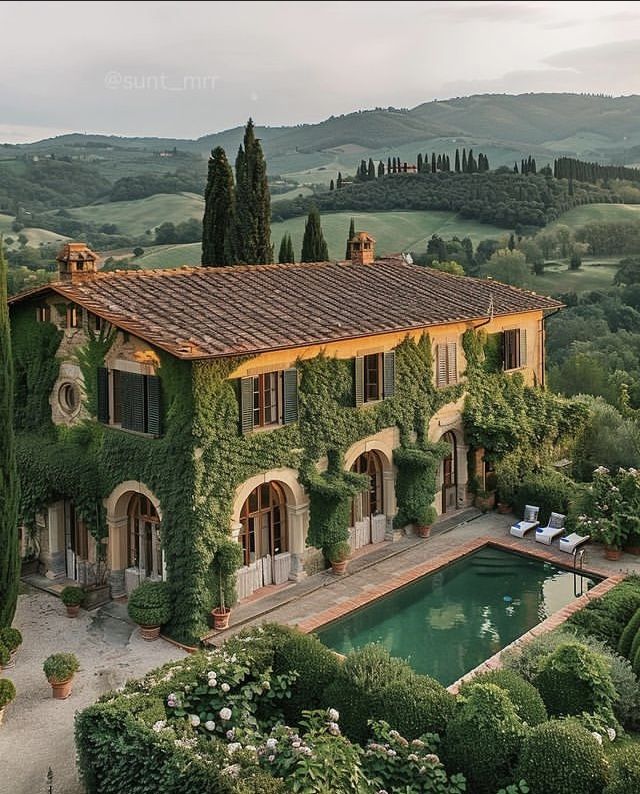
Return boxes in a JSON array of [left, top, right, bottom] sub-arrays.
[[527, 261, 618, 296], [0, 214, 69, 249], [550, 203, 640, 228]]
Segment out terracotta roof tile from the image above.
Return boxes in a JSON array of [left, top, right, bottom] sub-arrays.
[[9, 257, 562, 359]]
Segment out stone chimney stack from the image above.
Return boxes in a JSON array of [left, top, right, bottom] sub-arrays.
[[57, 243, 99, 282], [348, 231, 375, 265]]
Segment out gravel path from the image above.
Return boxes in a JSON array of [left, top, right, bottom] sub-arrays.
[[0, 586, 186, 794]]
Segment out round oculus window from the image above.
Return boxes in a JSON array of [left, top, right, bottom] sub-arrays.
[[58, 382, 81, 415]]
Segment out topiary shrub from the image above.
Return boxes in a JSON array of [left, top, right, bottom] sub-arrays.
[[459, 669, 547, 727], [516, 720, 608, 794], [533, 641, 618, 723], [605, 745, 640, 794], [127, 581, 172, 627], [0, 627, 22, 652], [618, 607, 640, 659], [61, 586, 86, 607], [370, 673, 456, 740], [443, 683, 527, 794], [43, 652, 79, 683], [0, 644, 10, 667], [0, 678, 16, 708]]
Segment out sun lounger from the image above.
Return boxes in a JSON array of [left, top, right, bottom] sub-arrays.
[[535, 512, 566, 545], [559, 533, 590, 554], [510, 505, 540, 538]]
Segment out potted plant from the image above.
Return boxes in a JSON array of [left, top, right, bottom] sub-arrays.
[[127, 580, 172, 641], [327, 540, 351, 574], [43, 653, 79, 699], [61, 586, 85, 618], [474, 489, 496, 512], [82, 546, 111, 609], [0, 679, 16, 726], [0, 628, 22, 668], [415, 506, 437, 538], [211, 538, 243, 631], [0, 645, 10, 672]]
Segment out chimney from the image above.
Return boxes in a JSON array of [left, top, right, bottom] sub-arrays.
[[57, 243, 99, 282], [348, 231, 375, 265]]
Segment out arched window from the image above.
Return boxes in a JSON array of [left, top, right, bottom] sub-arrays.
[[239, 482, 288, 566], [127, 494, 163, 578], [351, 451, 384, 523]]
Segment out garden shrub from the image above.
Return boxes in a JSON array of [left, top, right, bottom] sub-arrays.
[[516, 720, 608, 794], [0, 627, 22, 651], [511, 467, 576, 527], [459, 669, 547, 726], [443, 683, 527, 794], [604, 744, 640, 794], [617, 607, 640, 659], [533, 642, 618, 723], [370, 673, 456, 740], [568, 575, 640, 647], [127, 580, 172, 627]]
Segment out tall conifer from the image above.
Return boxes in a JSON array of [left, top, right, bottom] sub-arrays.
[[234, 119, 271, 264], [278, 233, 295, 263], [201, 146, 236, 266], [455, 149, 460, 172], [378, 161, 384, 178], [346, 217, 355, 259], [462, 149, 467, 173], [431, 152, 437, 173], [417, 153, 423, 173], [337, 171, 343, 189], [301, 206, 329, 262], [0, 241, 19, 628]]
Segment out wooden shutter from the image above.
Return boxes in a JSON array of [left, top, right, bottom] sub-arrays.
[[283, 369, 298, 424], [436, 344, 447, 387], [121, 372, 146, 432], [354, 357, 364, 407], [446, 342, 457, 384], [240, 377, 254, 434], [519, 328, 528, 367], [146, 375, 162, 436], [97, 367, 109, 423], [383, 351, 396, 398]]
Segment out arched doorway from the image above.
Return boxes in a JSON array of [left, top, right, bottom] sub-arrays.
[[237, 481, 290, 592], [349, 450, 387, 548], [441, 431, 457, 513], [127, 493, 164, 581]]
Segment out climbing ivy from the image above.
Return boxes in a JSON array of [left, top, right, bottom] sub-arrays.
[[76, 324, 117, 417]]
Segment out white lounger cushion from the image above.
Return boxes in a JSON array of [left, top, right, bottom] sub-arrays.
[[510, 505, 540, 537], [559, 533, 590, 553], [535, 512, 566, 545]]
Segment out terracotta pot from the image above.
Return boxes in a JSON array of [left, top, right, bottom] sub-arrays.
[[139, 624, 161, 641], [331, 560, 348, 575], [212, 608, 231, 630], [0, 707, 4, 726], [50, 677, 73, 700], [604, 546, 623, 561], [3, 651, 16, 670], [417, 525, 432, 539], [496, 502, 512, 515], [66, 604, 80, 618]]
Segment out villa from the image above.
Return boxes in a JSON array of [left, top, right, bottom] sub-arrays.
[[8, 234, 560, 640]]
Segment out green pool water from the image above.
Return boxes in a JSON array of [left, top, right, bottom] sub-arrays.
[[317, 546, 598, 686]]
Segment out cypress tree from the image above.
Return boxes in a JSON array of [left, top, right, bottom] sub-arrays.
[[508, 233, 516, 251], [278, 233, 295, 263], [337, 171, 343, 189], [234, 119, 271, 264], [514, 162, 519, 173], [462, 149, 467, 173], [201, 146, 236, 266], [417, 153, 423, 173], [431, 152, 436, 173], [445, 155, 451, 172], [455, 149, 460, 172], [531, 157, 537, 174], [329, 179, 334, 191], [436, 154, 442, 172], [346, 217, 355, 259], [467, 149, 476, 173], [0, 241, 19, 628], [387, 157, 392, 174], [301, 206, 329, 262], [378, 160, 384, 178], [367, 158, 375, 179]]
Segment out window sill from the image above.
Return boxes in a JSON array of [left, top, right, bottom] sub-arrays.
[[101, 422, 162, 439], [245, 422, 286, 436]]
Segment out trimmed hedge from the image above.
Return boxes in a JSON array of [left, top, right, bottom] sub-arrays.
[[370, 674, 456, 740], [605, 745, 640, 794], [459, 669, 547, 727], [617, 607, 640, 659], [443, 683, 527, 794], [568, 575, 640, 648], [512, 468, 576, 527], [516, 720, 608, 794]]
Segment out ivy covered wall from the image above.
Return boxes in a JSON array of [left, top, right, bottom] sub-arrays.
[[11, 298, 587, 644]]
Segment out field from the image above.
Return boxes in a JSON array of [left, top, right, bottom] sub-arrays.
[[527, 261, 619, 296], [550, 203, 640, 228], [0, 213, 69, 249]]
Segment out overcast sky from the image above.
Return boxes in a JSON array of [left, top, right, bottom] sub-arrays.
[[2, 0, 640, 143]]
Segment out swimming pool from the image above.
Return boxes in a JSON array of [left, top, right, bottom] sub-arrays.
[[316, 546, 598, 685]]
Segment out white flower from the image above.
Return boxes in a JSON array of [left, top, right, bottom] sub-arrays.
[[228, 742, 242, 754], [152, 720, 166, 733], [292, 740, 301, 749], [167, 693, 178, 707], [226, 729, 236, 740], [328, 722, 340, 735], [204, 721, 216, 732], [268, 754, 275, 762], [245, 745, 257, 754], [207, 670, 217, 679], [189, 714, 201, 727], [219, 707, 232, 721], [266, 738, 278, 750], [327, 708, 339, 722], [221, 682, 230, 693], [230, 654, 237, 663], [425, 754, 440, 764], [209, 679, 217, 687], [592, 732, 603, 745], [222, 763, 241, 778], [607, 727, 617, 742], [262, 681, 270, 690], [387, 748, 397, 757]]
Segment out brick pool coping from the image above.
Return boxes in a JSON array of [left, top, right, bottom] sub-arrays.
[[295, 533, 624, 692]]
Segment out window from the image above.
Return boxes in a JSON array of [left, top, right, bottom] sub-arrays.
[[88, 312, 102, 332], [36, 305, 51, 323], [127, 494, 163, 578], [240, 369, 298, 434], [239, 482, 288, 566], [97, 367, 162, 436], [58, 382, 81, 416], [351, 451, 384, 524], [67, 304, 81, 329], [503, 329, 527, 371], [354, 351, 395, 407], [436, 343, 458, 387]]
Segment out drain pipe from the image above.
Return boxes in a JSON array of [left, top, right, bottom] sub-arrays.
[[540, 307, 562, 388]]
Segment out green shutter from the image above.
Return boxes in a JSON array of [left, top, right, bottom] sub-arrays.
[[283, 369, 298, 424], [519, 328, 528, 367], [354, 357, 364, 407], [383, 351, 395, 398], [120, 371, 133, 430], [121, 372, 146, 432], [240, 377, 254, 434], [146, 375, 162, 436], [97, 367, 109, 423]]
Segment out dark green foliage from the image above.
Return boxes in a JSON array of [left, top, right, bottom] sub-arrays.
[[605, 745, 640, 794], [346, 217, 355, 258], [277, 232, 295, 263], [234, 119, 271, 264], [370, 674, 456, 740], [618, 607, 640, 658], [127, 580, 172, 627], [61, 586, 85, 607], [632, 639, 640, 676], [443, 683, 527, 794], [43, 652, 79, 682], [0, 626, 22, 651], [211, 538, 243, 610], [533, 642, 618, 722], [459, 669, 547, 727], [568, 575, 640, 647], [555, 155, 640, 183], [0, 678, 16, 708], [300, 205, 328, 262], [516, 720, 608, 794], [306, 470, 367, 554], [0, 243, 20, 628], [393, 440, 450, 527], [511, 469, 576, 527], [201, 146, 236, 266]]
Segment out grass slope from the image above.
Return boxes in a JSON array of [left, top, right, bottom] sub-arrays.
[[550, 203, 640, 227], [0, 214, 69, 249]]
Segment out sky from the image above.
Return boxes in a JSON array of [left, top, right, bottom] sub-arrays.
[[2, 0, 640, 143]]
